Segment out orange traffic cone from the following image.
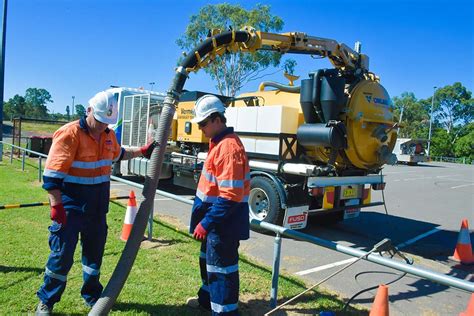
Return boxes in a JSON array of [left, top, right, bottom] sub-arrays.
[[369, 284, 389, 316], [460, 293, 474, 316], [450, 219, 474, 265], [120, 190, 138, 241]]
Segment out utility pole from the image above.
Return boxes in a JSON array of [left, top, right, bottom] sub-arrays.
[[71, 96, 75, 120], [398, 102, 405, 136], [0, 0, 8, 162], [427, 86, 437, 157], [149, 82, 155, 91]]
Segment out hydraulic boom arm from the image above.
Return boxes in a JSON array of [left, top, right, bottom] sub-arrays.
[[186, 27, 369, 74]]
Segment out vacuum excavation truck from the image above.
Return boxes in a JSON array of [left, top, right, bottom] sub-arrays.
[[113, 28, 398, 228]]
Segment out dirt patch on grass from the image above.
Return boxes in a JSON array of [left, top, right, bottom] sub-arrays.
[[239, 293, 314, 315], [158, 214, 188, 231]]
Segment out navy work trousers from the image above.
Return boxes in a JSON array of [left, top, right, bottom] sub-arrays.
[[37, 212, 107, 308], [197, 232, 240, 316]]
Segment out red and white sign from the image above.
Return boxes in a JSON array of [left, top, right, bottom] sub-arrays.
[[283, 206, 309, 230]]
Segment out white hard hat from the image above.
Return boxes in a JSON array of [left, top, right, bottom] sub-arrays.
[[88, 90, 118, 125], [191, 94, 226, 124]]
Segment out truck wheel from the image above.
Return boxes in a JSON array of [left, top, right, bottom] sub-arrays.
[[249, 176, 284, 225]]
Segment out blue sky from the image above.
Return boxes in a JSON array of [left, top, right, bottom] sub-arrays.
[[4, 0, 473, 114]]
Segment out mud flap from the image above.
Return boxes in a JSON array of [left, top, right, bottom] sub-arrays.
[[283, 205, 309, 230]]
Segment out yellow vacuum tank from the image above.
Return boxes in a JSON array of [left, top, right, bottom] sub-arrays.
[[235, 74, 397, 172], [344, 79, 397, 169]]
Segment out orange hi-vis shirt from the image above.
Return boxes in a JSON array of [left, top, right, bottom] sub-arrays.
[[190, 127, 250, 240], [43, 117, 122, 214], [196, 133, 250, 204]]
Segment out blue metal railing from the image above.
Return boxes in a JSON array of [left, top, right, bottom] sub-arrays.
[[0, 140, 48, 181]]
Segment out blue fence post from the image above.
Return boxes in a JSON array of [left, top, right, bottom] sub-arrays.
[[270, 232, 282, 308], [9, 143, 13, 163]]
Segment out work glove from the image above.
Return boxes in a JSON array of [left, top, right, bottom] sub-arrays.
[[193, 223, 207, 241], [51, 203, 66, 225], [140, 141, 159, 159]]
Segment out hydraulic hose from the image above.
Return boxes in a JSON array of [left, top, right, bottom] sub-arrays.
[[90, 30, 251, 315], [258, 81, 300, 93]]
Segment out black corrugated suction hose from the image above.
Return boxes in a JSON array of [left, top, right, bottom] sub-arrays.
[[89, 30, 250, 315]]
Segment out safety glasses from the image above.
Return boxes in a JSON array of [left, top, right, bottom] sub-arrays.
[[198, 118, 211, 128]]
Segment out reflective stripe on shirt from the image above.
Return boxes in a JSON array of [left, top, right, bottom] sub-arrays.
[[71, 159, 113, 169], [201, 169, 217, 184], [64, 174, 110, 185], [218, 179, 244, 188], [44, 169, 68, 179], [196, 189, 218, 203]]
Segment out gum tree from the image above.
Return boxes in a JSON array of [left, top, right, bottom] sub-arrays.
[[177, 3, 294, 97]]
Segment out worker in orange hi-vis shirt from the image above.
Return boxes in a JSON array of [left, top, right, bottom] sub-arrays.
[[186, 95, 250, 316], [35, 90, 158, 315]]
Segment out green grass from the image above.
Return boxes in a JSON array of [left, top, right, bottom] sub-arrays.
[[20, 121, 65, 135], [0, 157, 366, 315]]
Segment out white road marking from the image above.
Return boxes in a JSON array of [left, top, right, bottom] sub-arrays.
[[295, 258, 357, 276], [295, 227, 442, 276], [406, 177, 433, 180], [396, 227, 441, 249], [451, 183, 474, 189]]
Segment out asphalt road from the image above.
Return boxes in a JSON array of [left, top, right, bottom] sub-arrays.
[[110, 162, 473, 315]]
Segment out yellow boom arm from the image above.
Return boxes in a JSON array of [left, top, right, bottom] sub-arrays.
[[186, 27, 369, 73]]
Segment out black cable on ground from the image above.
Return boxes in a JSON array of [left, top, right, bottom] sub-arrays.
[[342, 238, 414, 312], [342, 270, 407, 312], [264, 239, 393, 315]]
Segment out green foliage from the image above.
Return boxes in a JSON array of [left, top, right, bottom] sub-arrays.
[[176, 3, 288, 96], [284, 59, 297, 75], [24, 88, 53, 119], [392, 92, 429, 138], [75, 104, 86, 118], [454, 123, 474, 161], [430, 128, 455, 157], [3, 88, 53, 120], [49, 112, 69, 122], [3, 95, 28, 120], [431, 82, 473, 134], [391, 84, 473, 159]]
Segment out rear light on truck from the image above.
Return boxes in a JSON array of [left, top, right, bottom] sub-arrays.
[[372, 182, 386, 190]]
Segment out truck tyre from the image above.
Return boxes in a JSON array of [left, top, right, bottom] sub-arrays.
[[249, 176, 284, 225]]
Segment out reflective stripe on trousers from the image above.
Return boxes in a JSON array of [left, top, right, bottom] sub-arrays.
[[37, 212, 107, 307], [197, 232, 240, 316]]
